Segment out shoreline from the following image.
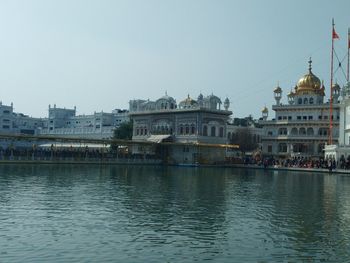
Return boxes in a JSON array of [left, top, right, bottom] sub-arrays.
[[0, 160, 349, 175]]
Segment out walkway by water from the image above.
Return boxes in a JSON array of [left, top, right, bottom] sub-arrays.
[[0, 164, 350, 262]]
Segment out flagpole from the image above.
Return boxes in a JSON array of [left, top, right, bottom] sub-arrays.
[[329, 19, 335, 145], [347, 27, 349, 82]]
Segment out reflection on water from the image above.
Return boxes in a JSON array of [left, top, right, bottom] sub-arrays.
[[1, 164, 350, 262]]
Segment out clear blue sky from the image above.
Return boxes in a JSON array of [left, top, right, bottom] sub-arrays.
[[0, 0, 349, 118]]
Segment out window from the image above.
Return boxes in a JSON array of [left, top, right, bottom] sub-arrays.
[[268, 131, 273, 136], [288, 116, 292, 120], [307, 128, 314, 135], [278, 128, 287, 135], [3, 110, 10, 114], [268, 145, 272, 153], [2, 125, 9, 129], [211, 126, 216, 137], [278, 116, 282, 120], [191, 126, 195, 135], [219, 127, 224, 137], [278, 143, 287, 153], [291, 127, 298, 135], [324, 116, 328, 120], [308, 116, 313, 120], [299, 128, 306, 135], [136, 128, 139, 135], [298, 98, 302, 104], [303, 98, 308, 104], [203, 125, 208, 136], [185, 125, 189, 134], [309, 98, 314, 104], [319, 115, 322, 120], [303, 116, 307, 120], [297, 116, 301, 120], [180, 126, 184, 135], [282, 116, 287, 120]]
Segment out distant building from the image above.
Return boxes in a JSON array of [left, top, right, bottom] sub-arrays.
[[0, 101, 46, 135], [39, 104, 129, 139], [129, 93, 232, 164], [259, 58, 340, 158]]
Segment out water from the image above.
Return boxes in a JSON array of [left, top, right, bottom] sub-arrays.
[[1, 164, 350, 262]]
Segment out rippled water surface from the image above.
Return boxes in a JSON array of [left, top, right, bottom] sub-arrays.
[[1, 164, 350, 262]]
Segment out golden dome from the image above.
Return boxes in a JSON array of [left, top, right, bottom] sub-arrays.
[[261, 106, 268, 113], [181, 94, 196, 104], [295, 58, 322, 94]]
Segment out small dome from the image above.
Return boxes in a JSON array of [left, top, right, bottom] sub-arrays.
[[274, 86, 282, 93], [158, 92, 175, 102], [287, 90, 295, 97], [261, 106, 268, 113], [332, 83, 341, 91]]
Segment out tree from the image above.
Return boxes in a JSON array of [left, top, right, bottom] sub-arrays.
[[230, 127, 258, 153], [113, 121, 133, 140]]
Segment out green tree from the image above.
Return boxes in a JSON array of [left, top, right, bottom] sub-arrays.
[[113, 121, 133, 140], [230, 127, 258, 154]]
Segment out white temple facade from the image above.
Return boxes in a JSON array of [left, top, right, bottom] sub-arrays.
[[259, 59, 340, 159]]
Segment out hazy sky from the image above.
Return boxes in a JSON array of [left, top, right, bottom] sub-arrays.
[[0, 0, 349, 118]]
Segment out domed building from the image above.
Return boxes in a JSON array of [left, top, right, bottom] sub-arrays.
[[129, 93, 233, 164], [259, 58, 340, 158]]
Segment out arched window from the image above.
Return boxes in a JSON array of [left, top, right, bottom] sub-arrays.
[[278, 128, 287, 135], [180, 126, 184, 135], [298, 98, 302, 104], [307, 127, 314, 135], [309, 97, 314, 104], [191, 125, 195, 135], [299, 127, 306, 135], [227, 132, 232, 140], [304, 98, 308, 104], [185, 125, 189, 134], [203, 125, 208, 136], [219, 127, 224, 137], [291, 127, 298, 135], [211, 126, 216, 137]]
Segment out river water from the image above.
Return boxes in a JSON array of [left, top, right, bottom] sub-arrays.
[[0, 164, 350, 262]]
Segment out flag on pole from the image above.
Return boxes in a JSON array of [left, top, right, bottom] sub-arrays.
[[332, 28, 339, 39]]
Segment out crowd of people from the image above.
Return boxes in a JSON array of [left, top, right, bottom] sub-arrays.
[[243, 155, 350, 171]]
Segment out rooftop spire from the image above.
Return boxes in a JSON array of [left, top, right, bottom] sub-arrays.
[[308, 57, 312, 72]]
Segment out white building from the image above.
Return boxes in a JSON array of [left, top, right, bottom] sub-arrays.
[[0, 101, 46, 135], [325, 81, 350, 161], [259, 58, 340, 158], [39, 104, 129, 139]]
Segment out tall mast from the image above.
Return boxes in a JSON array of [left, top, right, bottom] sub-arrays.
[[347, 27, 350, 82], [329, 19, 335, 145]]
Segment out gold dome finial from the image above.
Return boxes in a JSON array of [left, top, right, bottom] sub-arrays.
[[308, 57, 312, 72]]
